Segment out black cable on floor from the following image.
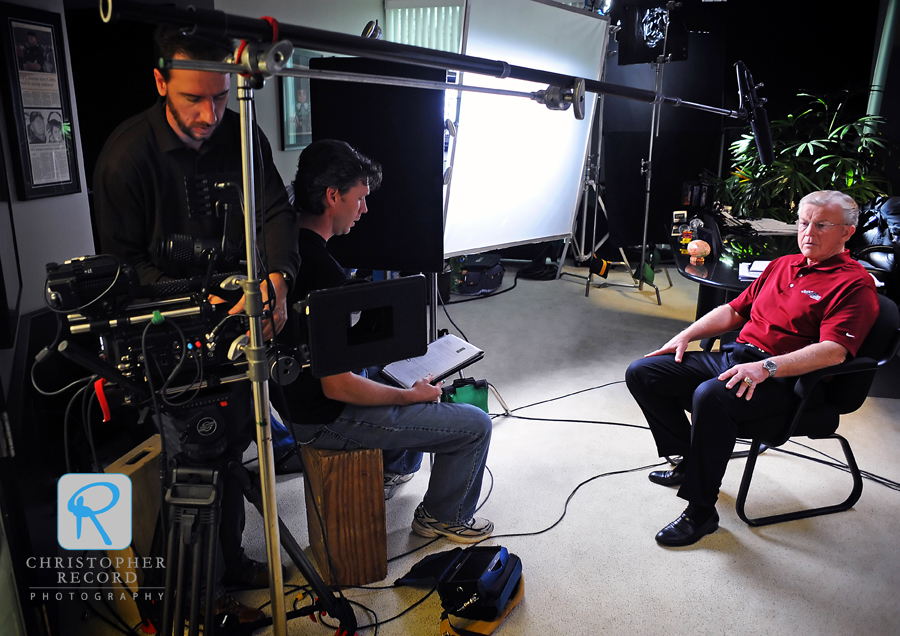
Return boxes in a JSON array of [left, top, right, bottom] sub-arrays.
[[776, 440, 900, 492], [353, 586, 437, 631], [487, 461, 668, 542], [475, 465, 493, 513], [498, 413, 650, 432], [506, 380, 627, 414], [439, 289, 469, 342], [318, 598, 380, 636]]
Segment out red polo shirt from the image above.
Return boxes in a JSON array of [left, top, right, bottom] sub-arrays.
[[729, 250, 879, 357]]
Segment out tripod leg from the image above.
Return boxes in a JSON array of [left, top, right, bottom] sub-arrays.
[[161, 516, 179, 636], [204, 508, 218, 636], [172, 513, 192, 635], [188, 529, 203, 636]]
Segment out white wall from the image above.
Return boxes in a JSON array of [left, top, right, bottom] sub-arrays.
[[215, 0, 386, 182], [0, 0, 94, 393]]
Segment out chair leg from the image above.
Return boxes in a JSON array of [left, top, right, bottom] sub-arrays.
[[661, 266, 672, 287], [735, 435, 864, 527]]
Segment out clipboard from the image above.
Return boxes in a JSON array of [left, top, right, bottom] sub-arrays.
[[380, 334, 484, 389]]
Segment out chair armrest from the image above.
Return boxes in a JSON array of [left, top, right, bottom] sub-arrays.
[[792, 356, 881, 400], [762, 356, 883, 447], [854, 245, 896, 258]]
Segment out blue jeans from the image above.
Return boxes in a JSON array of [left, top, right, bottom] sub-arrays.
[[292, 401, 492, 523]]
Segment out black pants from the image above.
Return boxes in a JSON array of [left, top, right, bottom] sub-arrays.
[[625, 344, 810, 507]]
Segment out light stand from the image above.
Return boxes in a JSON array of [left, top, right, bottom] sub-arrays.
[[558, 22, 614, 281], [631, 53, 672, 305], [582, 2, 681, 305], [567, 150, 602, 267], [157, 46, 356, 636], [634, 2, 681, 300], [235, 69, 287, 636]]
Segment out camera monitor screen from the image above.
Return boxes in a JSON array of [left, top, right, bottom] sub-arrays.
[[303, 275, 428, 378]]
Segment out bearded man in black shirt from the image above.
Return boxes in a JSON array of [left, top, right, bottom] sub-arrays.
[[93, 25, 299, 623]]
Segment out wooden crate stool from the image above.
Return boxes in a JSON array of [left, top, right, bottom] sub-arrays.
[[301, 446, 387, 586], [104, 434, 162, 627]]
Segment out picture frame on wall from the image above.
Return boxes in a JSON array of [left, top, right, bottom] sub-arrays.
[[279, 49, 317, 151], [0, 2, 81, 200]]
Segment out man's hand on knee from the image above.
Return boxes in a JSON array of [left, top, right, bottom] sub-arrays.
[[718, 362, 766, 400], [645, 333, 691, 362]]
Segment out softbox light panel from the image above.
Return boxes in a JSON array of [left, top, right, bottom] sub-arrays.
[[443, 0, 609, 258]]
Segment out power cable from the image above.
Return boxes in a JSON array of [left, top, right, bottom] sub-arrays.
[[488, 461, 668, 542], [438, 287, 469, 342]]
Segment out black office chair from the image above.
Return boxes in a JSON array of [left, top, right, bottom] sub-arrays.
[[733, 293, 900, 526], [849, 196, 900, 302]]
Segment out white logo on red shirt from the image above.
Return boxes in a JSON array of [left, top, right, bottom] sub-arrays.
[[801, 289, 821, 301]]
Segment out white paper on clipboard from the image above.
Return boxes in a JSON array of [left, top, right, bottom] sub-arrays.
[[380, 334, 484, 389]]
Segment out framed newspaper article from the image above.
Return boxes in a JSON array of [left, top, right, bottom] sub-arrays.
[[0, 2, 80, 199]]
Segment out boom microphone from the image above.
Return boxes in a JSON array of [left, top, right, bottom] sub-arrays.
[[735, 61, 774, 165], [750, 103, 774, 166]]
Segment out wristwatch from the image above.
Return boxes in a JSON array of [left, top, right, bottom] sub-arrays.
[[275, 270, 292, 288], [762, 359, 777, 378]]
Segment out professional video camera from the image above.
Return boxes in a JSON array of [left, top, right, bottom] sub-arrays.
[[45, 254, 433, 450], [44, 254, 264, 456]]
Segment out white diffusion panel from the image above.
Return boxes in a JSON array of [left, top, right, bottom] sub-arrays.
[[443, 0, 608, 257]]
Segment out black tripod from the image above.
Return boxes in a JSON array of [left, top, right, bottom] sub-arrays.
[[161, 460, 222, 636], [56, 339, 358, 635], [152, 431, 358, 636], [144, 444, 359, 636]]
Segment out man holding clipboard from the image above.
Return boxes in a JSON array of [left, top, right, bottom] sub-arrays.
[[275, 140, 493, 543]]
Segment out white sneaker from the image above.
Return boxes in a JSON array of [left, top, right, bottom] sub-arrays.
[[411, 504, 494, 544], [383, 472, 414, 500]]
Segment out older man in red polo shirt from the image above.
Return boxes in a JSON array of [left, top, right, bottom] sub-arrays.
[[626, 190, 879, 547]]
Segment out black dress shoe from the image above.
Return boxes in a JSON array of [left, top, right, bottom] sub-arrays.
[[655, 509, 719, 547], [648, 468, 684, 486], [223, 556, 288, 589], [210, 593, 265, 623]]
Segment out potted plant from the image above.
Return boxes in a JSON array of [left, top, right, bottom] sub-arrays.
[[716, 91, 895, 222]]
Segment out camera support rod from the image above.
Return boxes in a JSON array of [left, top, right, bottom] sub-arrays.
[[100, 0, 744, 120]]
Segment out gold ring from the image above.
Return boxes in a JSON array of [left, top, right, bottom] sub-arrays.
[[744, 377, 754, 387]]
